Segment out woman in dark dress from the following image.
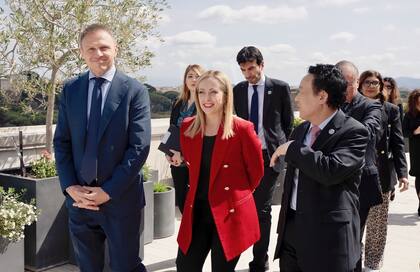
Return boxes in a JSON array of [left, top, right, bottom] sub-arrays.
[[167, 64, 205, 213], [402, 89, 420, 216], [383, 77, 404, 124]]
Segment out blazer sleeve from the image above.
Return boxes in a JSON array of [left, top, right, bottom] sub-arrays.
[[53, 83, 78, 193], [364, 100, 383, 142], [285, 124, 369, 186], [101, 83, 151, 200], [240, 122, 264, 190], [280, 83, 294, 139], [389, 106, 408, 179], [402, 113, 415, 138]]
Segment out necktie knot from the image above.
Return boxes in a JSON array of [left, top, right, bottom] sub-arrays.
[[310, 125, 321, 146], [252, 84, 258, 93]]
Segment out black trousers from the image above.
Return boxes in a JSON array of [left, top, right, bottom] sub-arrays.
[[250, 150, 280, 271], [176, 200, 240, 272], [279, 209, 302, 272], [171, 165, 189, 214]]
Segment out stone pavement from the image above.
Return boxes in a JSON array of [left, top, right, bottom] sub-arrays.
[[47, 174, 419, 272]]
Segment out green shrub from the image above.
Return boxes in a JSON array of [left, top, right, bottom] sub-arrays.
[[142, 164, 152, 182], [153, 182, 170, 193], [292, 117, 304, 128], [30, 151, 57, 178]]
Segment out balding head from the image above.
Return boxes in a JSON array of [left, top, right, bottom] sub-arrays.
[[335, 60, 359, 102]]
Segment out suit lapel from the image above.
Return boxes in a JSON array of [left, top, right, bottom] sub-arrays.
[[97, 70, 127, 141], [311, 110, 345, 149], [239, 82, 249, 119], [263, 77, 273, 121], [75, 72, 89, 146], [209, 124, 229, 190]]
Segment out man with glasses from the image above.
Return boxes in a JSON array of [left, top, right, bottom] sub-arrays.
[[335, 60, 382, 272]]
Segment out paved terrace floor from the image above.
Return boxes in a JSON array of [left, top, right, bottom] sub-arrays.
[[46, 173, 419, 272]]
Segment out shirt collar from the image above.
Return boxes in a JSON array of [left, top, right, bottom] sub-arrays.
[[310, 110, 338, 130], [88, 65, 116, 82]]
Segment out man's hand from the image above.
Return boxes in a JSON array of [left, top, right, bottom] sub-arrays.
[[66, 185, 95, 205], [74, 186, 111, 211], [270, 141, 294, 167], [398, 177, 409, 192], [414, 126, 420, 135]]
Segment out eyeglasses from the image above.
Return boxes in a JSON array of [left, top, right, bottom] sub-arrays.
[[384, 84, 393, 90], [363, 80, 380, 87]]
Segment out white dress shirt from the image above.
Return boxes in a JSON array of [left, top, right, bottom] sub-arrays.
[[87, 65, 116, 118], [290, 110, 338, 210], [247, 74, 267, 149]]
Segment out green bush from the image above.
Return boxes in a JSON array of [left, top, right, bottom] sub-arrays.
[[30, 151, 57, 178], [142, 164, 152, 182], [292, 117, 304, 128], [153, 182, 170, 193]]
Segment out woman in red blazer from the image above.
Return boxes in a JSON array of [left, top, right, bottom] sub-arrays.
[[169, 70, 264, 271]]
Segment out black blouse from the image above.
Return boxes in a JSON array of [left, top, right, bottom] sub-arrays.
[[195, 136, 216, 201]]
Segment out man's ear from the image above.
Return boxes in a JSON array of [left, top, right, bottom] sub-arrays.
[[319, 90, 328, 104]]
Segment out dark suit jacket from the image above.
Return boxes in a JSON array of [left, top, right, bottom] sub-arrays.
[[377, 102, 407, 192], [342, 92, 382, 208], [233, 76, 293, 172], [274, 110, 368, 272], [402, 112, 420, 176], [54, 70, 151, 217]]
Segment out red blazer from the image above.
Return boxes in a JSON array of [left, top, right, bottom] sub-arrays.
[[177, 116, 264, 261]]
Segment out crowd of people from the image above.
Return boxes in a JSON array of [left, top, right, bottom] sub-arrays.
[[53, 24, 419, 272]]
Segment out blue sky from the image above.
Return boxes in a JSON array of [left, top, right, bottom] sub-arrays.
[[140, 0, 420, 87], [2, 0, 420, 87]]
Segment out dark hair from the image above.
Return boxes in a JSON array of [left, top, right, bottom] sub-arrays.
[[407, 89, 420, 117], [308, 64, 347, 109], [79, 24, 114, 45], [383, 77, 401, 105], [359, 70, 385, 103], [236, 46, 264, 65]]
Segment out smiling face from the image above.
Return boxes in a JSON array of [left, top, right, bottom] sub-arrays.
[[197, 77, 225, 118], [80, 29, 118, 77], [239, 60, 264, 84], [361, 76, 381, 99]]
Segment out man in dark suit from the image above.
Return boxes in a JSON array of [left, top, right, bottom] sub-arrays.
[[271, 64, 368, 272], [335, 61, 382, 272], [233, 46, 293, 272], [54, 24, 151, 272]]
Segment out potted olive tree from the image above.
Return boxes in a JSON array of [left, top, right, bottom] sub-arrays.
[[0, 187, 38, 271], [0, 151, 69, 271], [153, 181, 175, 239]]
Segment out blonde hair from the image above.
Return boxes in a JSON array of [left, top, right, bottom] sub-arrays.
[[175, 64, 206, 106], [184, 70, 235, 140]]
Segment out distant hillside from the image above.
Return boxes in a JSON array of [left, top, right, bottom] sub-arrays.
[[395, 77, 420, 90]]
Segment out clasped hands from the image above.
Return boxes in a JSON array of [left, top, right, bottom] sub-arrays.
[[166, 149, 184, 167], [66, 185, 110, 211]]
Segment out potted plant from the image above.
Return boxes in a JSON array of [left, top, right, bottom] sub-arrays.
[[272, 117, 304, 205], [0, 151, 69, 271], [141, 164, 155, 245], [0, 187, 38, 272], [153, 181, 175, 239]]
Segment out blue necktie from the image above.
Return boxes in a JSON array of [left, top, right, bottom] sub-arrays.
[[80, 77, 106, 184], [250, 85, 259, 134]]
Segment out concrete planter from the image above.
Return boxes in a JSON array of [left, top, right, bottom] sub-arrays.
[[153, 186, 175, 239], [0, 238, 24, 272], [143, 180, 154, 244], [0, 171, 69, 271]]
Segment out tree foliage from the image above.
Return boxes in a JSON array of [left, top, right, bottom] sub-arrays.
[[0, 0, 168, 152]]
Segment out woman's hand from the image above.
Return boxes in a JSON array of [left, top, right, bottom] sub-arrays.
[[168, 149, 183, 167]]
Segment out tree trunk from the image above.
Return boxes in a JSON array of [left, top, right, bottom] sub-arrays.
[[45, 69, 58, 153]]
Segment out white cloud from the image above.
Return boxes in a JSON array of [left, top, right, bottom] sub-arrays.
[[353, 7, 370, 14], [329, 32, 355, 42], [198, 5, 307, 24], [386, 46, 410, 52], [415, 28, 420, 35], [383, 24, 397, 32], [159, 13, 171, 25], [165, 30, 216, 46], [317, 0, 361, 6], [267, 44, 297, 54]]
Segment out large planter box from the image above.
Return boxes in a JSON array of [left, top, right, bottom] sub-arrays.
[[0, 171, 69, 271], [143, 180, 154, 244], [153, 186, 175, 239], [0, 238, 24, 272]]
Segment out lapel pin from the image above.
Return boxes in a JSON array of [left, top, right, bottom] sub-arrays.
[[328, 129, 335, 135], [268, 91, 272, 95]]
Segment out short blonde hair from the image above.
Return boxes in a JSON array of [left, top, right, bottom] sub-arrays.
[[184, 70, 235, 140]]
